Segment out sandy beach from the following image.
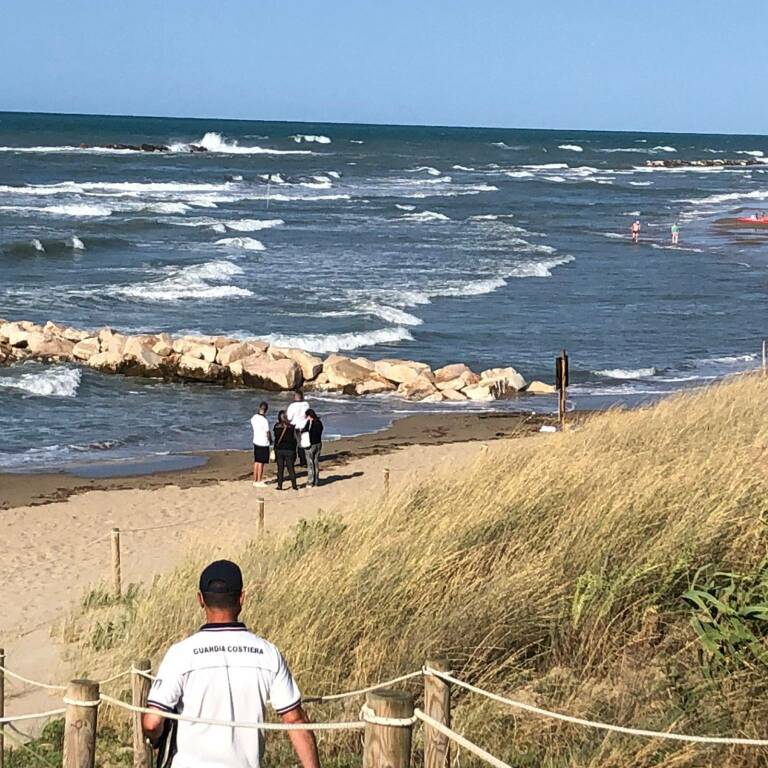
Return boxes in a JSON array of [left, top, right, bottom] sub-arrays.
[[0, 409, 551, 723]]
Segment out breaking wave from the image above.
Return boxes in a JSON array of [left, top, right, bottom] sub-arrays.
[[290, 134, 332, 144], [595, 367, 657, 379], [0, 367, 81, 397], [400, 211, 450, 222], [558, 144, 583, 152], [215, 237, 266, 251], [262, 327, 413, 354], [223, 218, 284, 232]]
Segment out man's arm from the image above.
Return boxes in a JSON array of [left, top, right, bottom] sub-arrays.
[[282, 706, 320, 768], [141, 709, 166, 747]]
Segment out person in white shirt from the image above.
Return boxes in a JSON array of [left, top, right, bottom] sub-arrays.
[[286, 391, 310, 467], [142, 560, 320, 768], [250, 402, 272, 488]]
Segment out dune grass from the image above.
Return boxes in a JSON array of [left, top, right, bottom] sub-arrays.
[[58, 374, 768, 767]]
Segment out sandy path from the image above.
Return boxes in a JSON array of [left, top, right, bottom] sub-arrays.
[[0, 440, 489, 723]]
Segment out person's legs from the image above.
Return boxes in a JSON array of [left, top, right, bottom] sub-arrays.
[[254, 462, 264, 482], [276, 452, 286, 490], [286, 454, 298, 490], [296, 431, 307, 467], [308, 444, 321, 486]]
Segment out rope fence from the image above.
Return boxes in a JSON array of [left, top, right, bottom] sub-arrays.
[[5, 656, 768, 768]]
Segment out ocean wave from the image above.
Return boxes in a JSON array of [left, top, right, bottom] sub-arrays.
[[677, 189, 768, 205], [736, 150, 765, 157], [438, 277, 507, 296], [262, 326, 413, 354], [70, 236, 85, 250], [629, 181, 653, 186], [110, 260, 252, 303], [31, 238, 45, 252], [595, 367, 656, 379], [507, 254, 575, 278], [360, 303, 423, 326], [407, 166, 441, 176], [652, 145, 677, 152], [400, 210, 450, 222], [174, 132, 316, 155], [290, 134, 331, 144], [558, 144, 583, 152], [0, 202, 114, 217], [0, 367, 81, 397], [452, 165, 476, 171], [223, 218, 284, 232], [214, 237, 265, 251], [395, 204, 416, 211], [490, 142, 525, 150]]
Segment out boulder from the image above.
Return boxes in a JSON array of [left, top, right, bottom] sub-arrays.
[[123, 338, 165, 375], [229, 355, 302, 391], [217, 341, 264, 368], [526, 380, 557, 395], [1, 322, 33, 347], [152, 333, 174, 357], [304, 371, 342, 393], [63, 327, 89, 343], [43, 320, 68, 337], [441, 388, 468, 401], [325, 355, 373, 387], [434, 363, 475, 383], [26, 333, 75, 359], [98, 328, 127, 356], [374, 358, 433, 385], [479, 367, 527, 395], [421, 391, 446, 403], [176, 355, 226, 381], [436, 370, 480, 391], [463, 384, 495, 402], [354, 374, 397, 396], [72, 337, 100, 361], [351, 357, 376, 371], [397, 376, 439, 401], [271, 347, 323, 381], [172, 338, 217, 362], [88, 350, 129, 374]]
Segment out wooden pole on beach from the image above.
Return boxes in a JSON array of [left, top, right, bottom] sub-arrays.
[[63, 679, 99, 768], [383, 468, 391, 497], [0, 648, 5, 768], [132, 659, 152, 768], [762, 340, 767, 377], [557, 349, 569, 430], [111, 528, 122, 599], [363, 690, 414, 768], [257, 498, 265, 537], [424, 660, 451, 768]]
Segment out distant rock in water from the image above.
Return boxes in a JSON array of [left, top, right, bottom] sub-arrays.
[[645, 158, 761, 168], [77, 142, 209, 153]]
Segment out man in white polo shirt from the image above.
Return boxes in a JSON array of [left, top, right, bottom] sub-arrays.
[[286, 391, 310, 468], [142, 560, 320, 768]]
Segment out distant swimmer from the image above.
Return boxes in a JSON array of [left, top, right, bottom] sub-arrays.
[[671, 223, 680, 245], [631, 219, 641, 244]]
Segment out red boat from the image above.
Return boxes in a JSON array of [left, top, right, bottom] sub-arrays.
[[736, 215, 768, 225]]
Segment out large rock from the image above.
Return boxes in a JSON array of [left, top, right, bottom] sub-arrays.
[[436, 370, 480, 391], [374, 358, 433, 385], [271, 347, 323, 381], [88, 350, 129, 374], [355, 374, 397, 396], [217, 341, 265, 368], [1, 322, 33, 347], [397, 376, 439, 401], [72, 337, 100, 361], [325, 355, 373, 387], [463, 384, 495, 402], [441, 388, 468, 401], [153, 333, 174, 357], [479, 367, 527, 395], [230, 355, 302, 391], [177, 354, 224, 381], [526, 380, 557, 395], [434, 363, 475, 383], [62, 327, 89, 343], [98, 328, 127, 356], [26, 333, 75, 359], [304, 371, 342, 393], [124, 337, 165, 375], [172, 337, 217, 362], [351, 357, 375, 371]]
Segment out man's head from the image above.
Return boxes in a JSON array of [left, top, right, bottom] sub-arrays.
[[258, 401, 268, 415], [293, 390, 304, 402], [198, 560, 244, 618]]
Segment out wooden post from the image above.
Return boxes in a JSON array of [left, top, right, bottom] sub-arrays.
[[0, 648, 5, 768], [424, 660, 451, 768], [383, 468, 390, 497], [556, 349, 569, 430], [132, 659, 152, 768], [762, 340, 767, 377], [257, 498, 265, 537], [63, 679, 99, 768], [363, 690, 413, 768], [111, 528, 122, 599]]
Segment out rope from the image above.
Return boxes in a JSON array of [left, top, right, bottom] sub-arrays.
[[99, 694, 364, 731], [426, 667, 768, 747], [360, 705, 417, 727], [0, 709, 66, 724], [415, 709, 511, 768], [304, 671, 423, 703], [0, 665, 66, 692], [98, 669, 135, 685], [62, 698, 101, 708]]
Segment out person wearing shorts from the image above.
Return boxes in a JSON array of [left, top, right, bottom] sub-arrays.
[[671, 223, 679, 245], [250, 401, 271, 488], [631, 219, 641, 244]]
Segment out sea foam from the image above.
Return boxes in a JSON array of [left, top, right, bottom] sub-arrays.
[[215, 237, 266, 251], [262, 327, 413, 354], [0, 367, 81, 397]]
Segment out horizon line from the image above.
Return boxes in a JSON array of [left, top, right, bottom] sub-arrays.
[[2, 108, 767, 139]]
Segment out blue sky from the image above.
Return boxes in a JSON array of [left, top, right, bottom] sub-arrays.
[[2, 0, 766, 134]]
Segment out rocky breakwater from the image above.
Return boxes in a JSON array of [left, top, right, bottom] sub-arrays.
[[0, 319, 556, 402], [645, 157, 763, 169]]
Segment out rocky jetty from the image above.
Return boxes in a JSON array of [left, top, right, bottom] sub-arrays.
[[78, 143, 208, 153], [0, 319, 555, 402], [645, 157, 762, 169]]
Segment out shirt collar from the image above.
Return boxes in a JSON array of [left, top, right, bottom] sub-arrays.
[[199, 621, 247, 632]]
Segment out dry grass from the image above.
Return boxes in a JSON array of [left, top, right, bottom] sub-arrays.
[[64, 375, 768, 767]]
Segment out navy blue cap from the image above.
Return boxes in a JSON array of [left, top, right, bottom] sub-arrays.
[[199, 560, 243, 594]]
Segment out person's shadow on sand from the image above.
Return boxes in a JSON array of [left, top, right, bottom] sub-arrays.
[[313, 470, 364, 487]]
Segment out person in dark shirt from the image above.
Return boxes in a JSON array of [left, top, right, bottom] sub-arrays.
[[273, 410, 298, 491], [301, 409, 324, 487]]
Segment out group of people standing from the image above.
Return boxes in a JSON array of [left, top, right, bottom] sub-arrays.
[[250, 391, 324, 491], [630, 219, 680, 245]]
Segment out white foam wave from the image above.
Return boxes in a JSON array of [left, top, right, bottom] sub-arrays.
[[290, 134, 331, 144], [595, 367, 656, 379], [736, 150, 764, 157], [263, 327, 412, 354], [439, 277, 507, 296], [452, 165, 476, 171], [215, 237, 266, 251], [361, 304, 423, 326], [350, 140, 364, 144], [407, 166, 441, 176], [70, 236, 85, 250], [558, 144, 583, 152], [400, 211, 450, 222], [0, 367, 81, 397], [677, 189, 768, 205], [629, 181, 653, 186], [31, 238, 45, 252], [652, 146, 677, 152], [224, 218, 284, 232], [395, 204, 416, 211], [111, 260, 252, 303], [507, 255, 575, 278], [180, 132, 315, 155]]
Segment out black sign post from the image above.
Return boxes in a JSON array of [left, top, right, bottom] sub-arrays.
[[555, 349, 569, 429]]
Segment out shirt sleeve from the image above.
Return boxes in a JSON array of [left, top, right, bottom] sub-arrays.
[[146, 646, 185, 713], [270, 653, 302, 715]]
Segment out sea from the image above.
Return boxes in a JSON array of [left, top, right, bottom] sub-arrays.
[[1, 111, 766, 473]]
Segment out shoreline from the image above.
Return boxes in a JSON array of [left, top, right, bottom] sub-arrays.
[[0, 409, 560, 510]]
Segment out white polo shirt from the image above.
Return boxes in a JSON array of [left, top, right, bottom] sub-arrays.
[[250, 414, 271, 447], [147, 623, 301, 768], [286, 401, 310, 431]]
